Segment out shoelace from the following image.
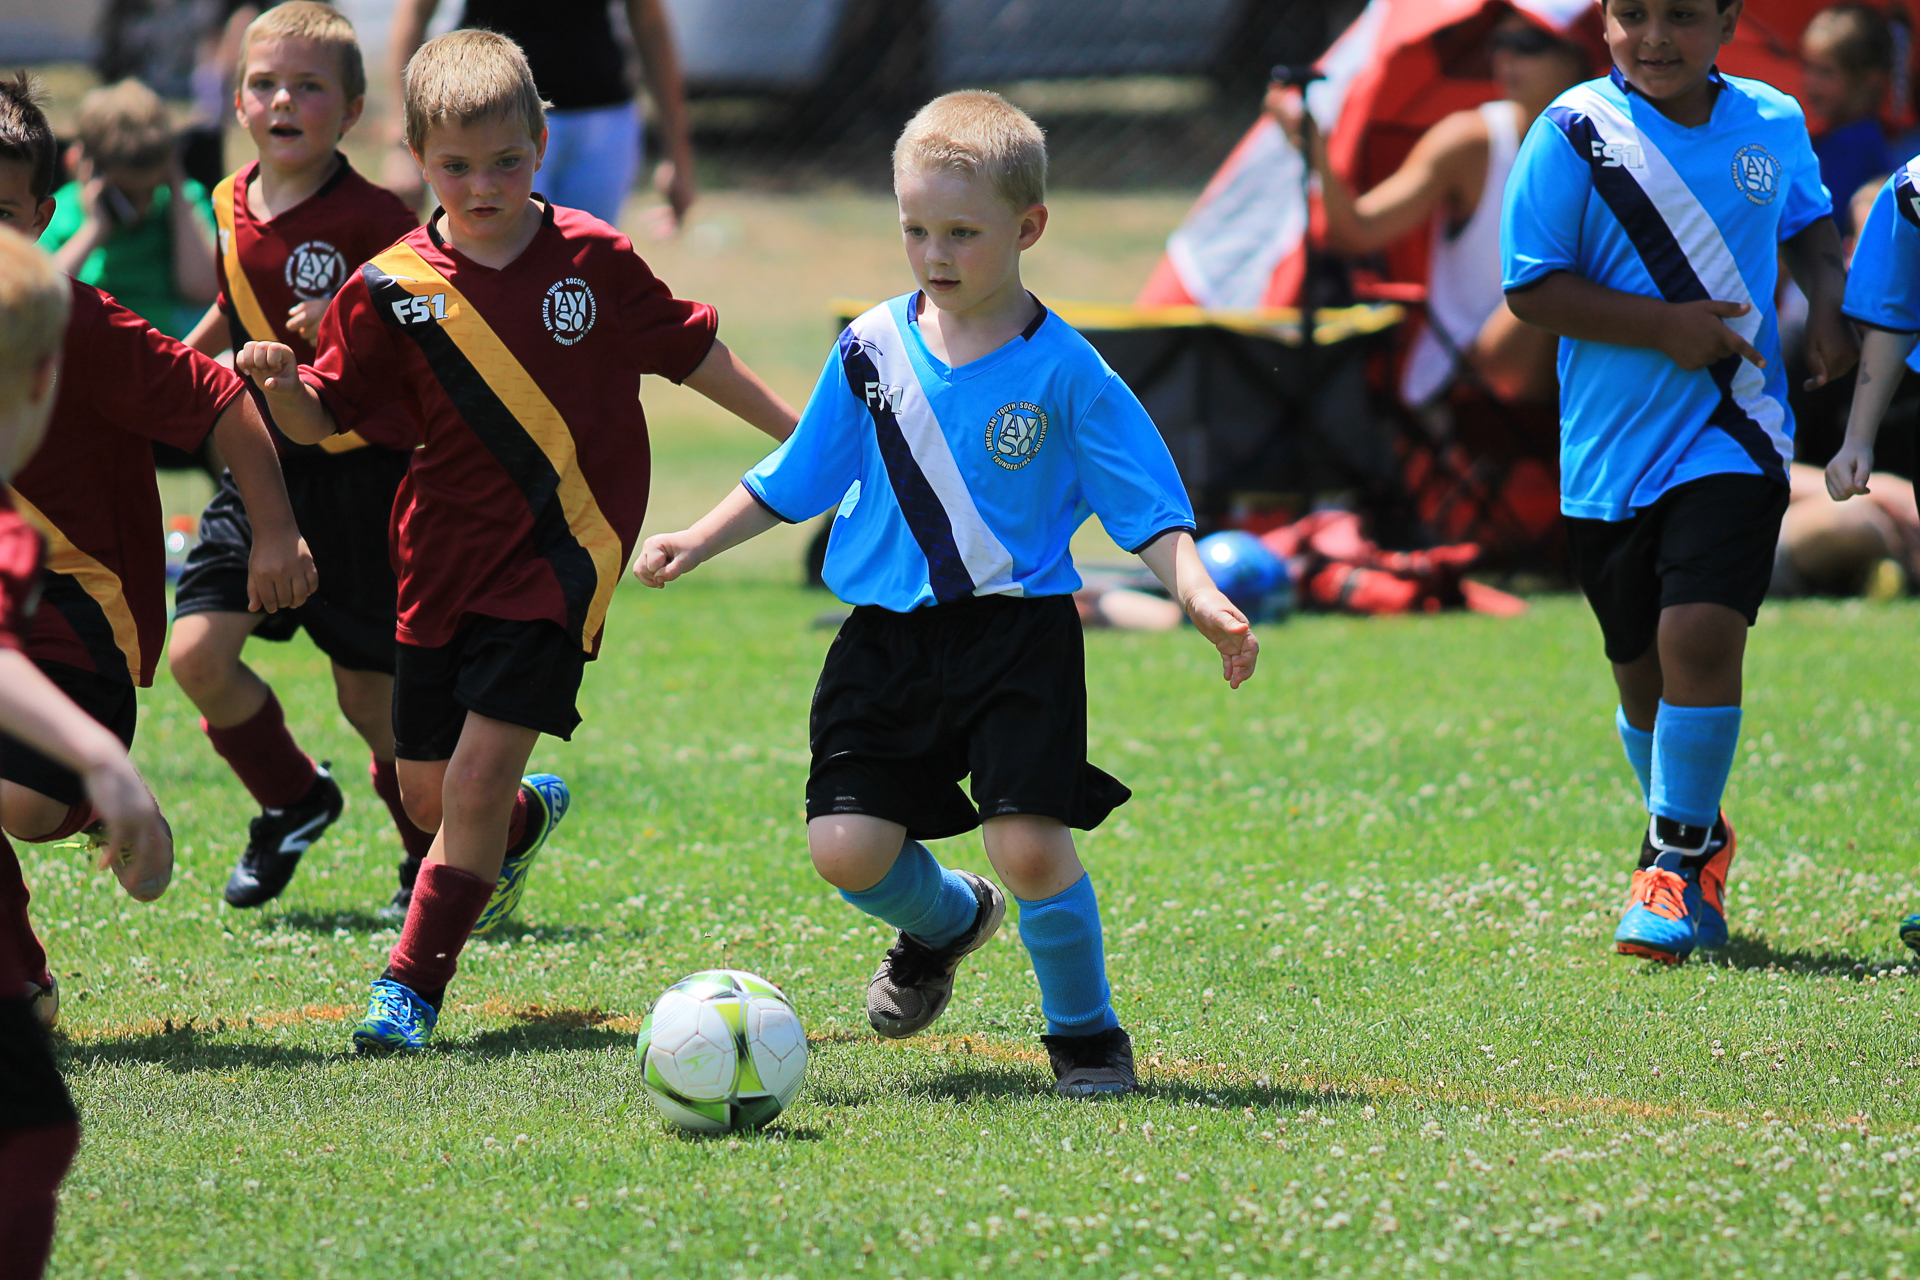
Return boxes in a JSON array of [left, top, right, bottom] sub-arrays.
[[1629, 867, 1688, 921], [880, 935, 943, 986], [370, 983, 419, 1026]]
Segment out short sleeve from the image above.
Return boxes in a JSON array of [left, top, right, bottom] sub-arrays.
[[618, 252, 717, 382], [303, 273, 413, 448], [743, 344, 865, 523], [1071, 374, 1195, 554], [1777, 116, 1833, 242], [86, 291, 243, 452], [1502, 113, 1593, 292], [1845, 170, 1920, 332]]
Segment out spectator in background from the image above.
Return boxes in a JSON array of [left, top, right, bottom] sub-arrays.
[[41, 80, 217, 339], [1801, 1, 1899, 233], [383, 0, 696, 230], [1268, 15, 1591, 411]]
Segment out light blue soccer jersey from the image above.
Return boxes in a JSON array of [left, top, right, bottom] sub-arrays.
[[745, 293, 1195, 612], [1502, 70, 1831, 521], [1845, 158, 1920, 338]]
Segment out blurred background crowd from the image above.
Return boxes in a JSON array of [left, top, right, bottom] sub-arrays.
[[2, 0, 1917, 616]]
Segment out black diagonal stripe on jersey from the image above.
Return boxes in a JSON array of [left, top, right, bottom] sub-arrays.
[[37, 571, 131, 684], [359, 261, 598, 645], [837, 327, 974, 604], [1898, 169, 1920, 231]]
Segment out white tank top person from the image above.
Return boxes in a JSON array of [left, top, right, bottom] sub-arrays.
[[1400, 100, 1522, 407]]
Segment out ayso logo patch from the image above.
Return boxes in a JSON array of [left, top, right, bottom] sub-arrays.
[[985, 401, 1049, 470], [543, 278, 596, 345], [1731, 144, 1780, 205], [286, 240, 346, 298]]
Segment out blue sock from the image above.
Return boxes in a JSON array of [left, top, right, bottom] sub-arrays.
[[1616, 706, 1653, 806], [1016, 874, 1119, 1037], [838, 840, 977, 948], [1649, 700, 1742, 829]]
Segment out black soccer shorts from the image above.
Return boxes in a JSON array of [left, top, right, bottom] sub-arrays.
[[806, 593, 1131, 841], [1566, 472, 1790, 664], [392, 616, 586, 760], [0, 661, 136, 807], [174, 449, 408, 675]]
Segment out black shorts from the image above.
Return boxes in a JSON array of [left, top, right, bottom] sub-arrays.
[[0, 998, 76, 1132], [1566, 472, 1790, 664], [173, 449, 408, 675], [392, 616, 585, 760], [807, 594, 1131, 842], [0, 661, 136, 807]]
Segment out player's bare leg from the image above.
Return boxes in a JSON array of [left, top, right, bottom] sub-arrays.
[[171, 610, 342, 908]]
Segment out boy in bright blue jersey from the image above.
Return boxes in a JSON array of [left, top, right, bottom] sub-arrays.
[[1503, 0, 1855, 964], [1828, 155, 1920, 957], [636, 90, 1259, 1097]]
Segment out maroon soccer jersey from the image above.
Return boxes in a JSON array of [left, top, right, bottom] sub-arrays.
[[212, 155, 417, 362], [303, 202, 717, 654], [0, 493, 43, 653], [13, 282, 244, 686]]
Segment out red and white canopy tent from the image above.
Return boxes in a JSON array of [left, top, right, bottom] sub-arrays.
[[1137, 0, 1848, 313]]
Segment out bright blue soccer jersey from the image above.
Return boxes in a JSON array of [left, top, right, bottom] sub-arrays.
[[745, 293, 1195, 612], [1502, 70, 1830, 521], [1845, 158, 1920, 334]]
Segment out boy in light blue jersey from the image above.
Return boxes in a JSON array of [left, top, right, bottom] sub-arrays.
[[1503, 0, 1855, 963], [1827, 155, 1920, 956], [636, 90, 1259, 1097]]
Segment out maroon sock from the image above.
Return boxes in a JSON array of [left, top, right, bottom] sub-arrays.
[[504, 786, 531, 856], [386, 861, 493, 995], [0, 1120, 79, 1279], [203, 692, 317, 809], [0, 835, 48, 993], [21, 802, 99, 845], [368, 756, 434, 862]]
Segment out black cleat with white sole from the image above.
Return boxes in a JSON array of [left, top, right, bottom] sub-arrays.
[[1044, 1026, 1137, 1098], [223, 765, 344, 908]]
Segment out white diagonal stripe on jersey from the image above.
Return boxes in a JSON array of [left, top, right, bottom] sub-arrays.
[[857, 309, 1019, 597], [1572, 90, 1792, 466]]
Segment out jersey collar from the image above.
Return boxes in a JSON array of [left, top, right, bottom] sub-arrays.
[[1607, 63, 1727, 97], [425, 194, 556, 259], [904, 290, 1052, 381], [238, 151, 357, 225]]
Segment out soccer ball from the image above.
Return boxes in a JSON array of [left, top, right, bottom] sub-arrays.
[[634, 969, 809, 1133]]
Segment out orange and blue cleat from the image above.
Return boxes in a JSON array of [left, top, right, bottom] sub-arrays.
[[1683, 813, 1735, 952], [1614, 849, 1695, 963]]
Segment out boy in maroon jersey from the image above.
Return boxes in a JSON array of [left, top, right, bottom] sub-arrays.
[[0, 76, 314, 1023], [237, 29, 796, 1051], [174, 2, 430, 916], [0, 226, 171, 1280]]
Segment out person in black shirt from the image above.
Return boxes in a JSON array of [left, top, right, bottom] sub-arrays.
[[383, 0, 693, 228]]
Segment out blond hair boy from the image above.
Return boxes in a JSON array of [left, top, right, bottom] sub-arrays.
[[636, 90, 1258, 1097], [174, 0, 428, 916], [236, 29, 797, 1053]]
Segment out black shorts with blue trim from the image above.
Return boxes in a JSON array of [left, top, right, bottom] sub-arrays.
[[173, 449, 408, 675], [1566, 472, 1789, 664], [806, 593, 1131, 842]]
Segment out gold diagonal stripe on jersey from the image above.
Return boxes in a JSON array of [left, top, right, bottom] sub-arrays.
[[212, 175, 276, 352], [10, 488, 142, 680], [367, 243, 623, 650], [214, 177, 369, 455]]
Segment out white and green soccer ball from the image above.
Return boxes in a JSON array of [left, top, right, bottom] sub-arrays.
[[634, 969, 808, 1133]]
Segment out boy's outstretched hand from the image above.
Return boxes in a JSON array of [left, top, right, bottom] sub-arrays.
[[235, 339, 305, 396], [1826, 439, 1874, 500], [1186, 587, 1259, 689], [84, 760, 173, 902], [633, 530, 704, 588]]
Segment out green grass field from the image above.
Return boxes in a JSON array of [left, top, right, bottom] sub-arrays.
[[28, 577, 1920, 1279]]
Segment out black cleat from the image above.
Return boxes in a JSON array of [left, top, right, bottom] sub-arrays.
[[1044, 1026, 1137, 1098], [376, 856, 423, 923], [223, 765, 344, 908], [865, 871, 1004, 1039]]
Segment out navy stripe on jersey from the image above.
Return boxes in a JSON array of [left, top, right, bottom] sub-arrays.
[[1898, 169, 1920, 231], [1546, 106, 1787, 484], [837, 327, 975, 604], [38, 572, 131, 684], [360, 261, 600, 645]]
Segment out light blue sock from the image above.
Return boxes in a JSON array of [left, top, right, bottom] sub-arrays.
[[1649, 700, 1742, 829], [838, 840, 977, 948], [1016, 874, 1119, 1037], [1616, 706, 1653, 806]]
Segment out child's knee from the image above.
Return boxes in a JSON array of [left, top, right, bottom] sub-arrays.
[[807, 815, 902, 891], [396, 764, 444, 832], [167, 632, 231, 695], [0, 784, 75, 843]]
